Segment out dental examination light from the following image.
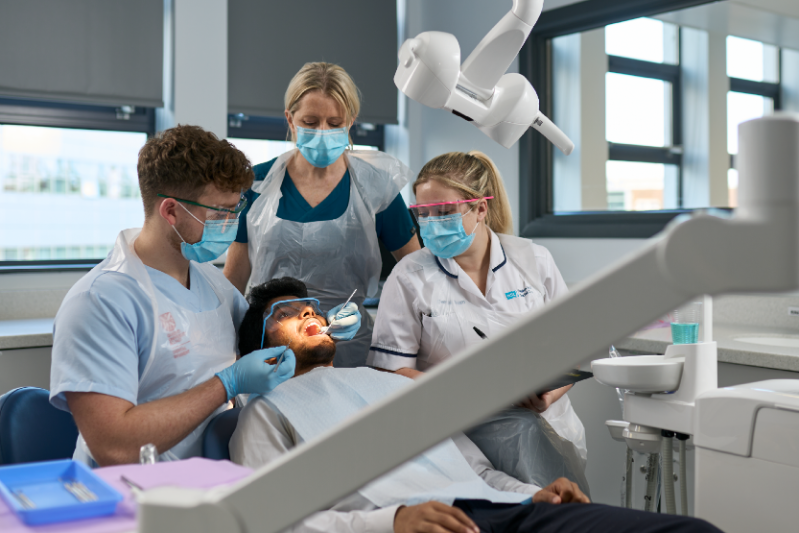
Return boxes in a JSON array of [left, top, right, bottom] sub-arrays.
[[394, 0, 574, 153]]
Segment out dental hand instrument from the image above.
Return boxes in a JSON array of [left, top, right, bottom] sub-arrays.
[[272, 337, 292, 373], [321, 289, 358, 335]]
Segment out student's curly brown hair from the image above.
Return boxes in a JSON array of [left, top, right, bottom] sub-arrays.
[[137, 125, 254, 217]]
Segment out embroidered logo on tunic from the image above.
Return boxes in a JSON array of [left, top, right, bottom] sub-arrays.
[[159, 312, 176, 332], [505, 286, 534, 300], [159, 312, 191, 358]]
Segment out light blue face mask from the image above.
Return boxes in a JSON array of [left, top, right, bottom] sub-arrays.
[[295, 126, 349, 168], [173, 203, 239, 263], [418, 209, 478, 259]]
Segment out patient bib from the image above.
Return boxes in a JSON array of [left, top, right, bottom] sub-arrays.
[[263, 367, 531, 507]]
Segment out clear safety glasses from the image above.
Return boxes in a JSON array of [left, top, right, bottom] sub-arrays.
[[157, 192, 249, 222], [260, 298, 324, 349], [409, 197, 494, 220]]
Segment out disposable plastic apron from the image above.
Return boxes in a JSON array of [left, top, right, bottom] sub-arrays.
[[420, 233, 587, 462], [246, 150, 411, 368], [74, 229, 238, 465], [264, 368, 531, 507]]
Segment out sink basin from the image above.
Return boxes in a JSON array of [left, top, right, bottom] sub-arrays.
[[734, 335, 799, 348], [592, 355, 684, 393]]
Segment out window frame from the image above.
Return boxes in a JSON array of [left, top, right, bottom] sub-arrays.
[[519, 0, 716, 239], [227, 114, 385, 152], [0, 97, 155, 272]]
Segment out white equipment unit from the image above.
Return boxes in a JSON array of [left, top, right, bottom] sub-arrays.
[[593, 341, 719, 436], [694, 380, 799, 533], [394, 0, 574, 153], [137, 113, 799, 533]]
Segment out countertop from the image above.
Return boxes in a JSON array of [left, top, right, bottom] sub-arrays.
[[2, 316, 798, 374], [617, 323, 799, 372], [0, 318, 54, 350]]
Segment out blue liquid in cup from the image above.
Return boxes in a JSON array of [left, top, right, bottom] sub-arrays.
[[671, 323, 699, 344]]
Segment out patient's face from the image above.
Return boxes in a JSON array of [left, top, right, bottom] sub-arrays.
[[264, 295, 336, 368]]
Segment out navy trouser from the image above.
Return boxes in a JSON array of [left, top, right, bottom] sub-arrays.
[[453, 500, 723, 533]]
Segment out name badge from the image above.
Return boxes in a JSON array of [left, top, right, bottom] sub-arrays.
[[505, 286, 534, 300]]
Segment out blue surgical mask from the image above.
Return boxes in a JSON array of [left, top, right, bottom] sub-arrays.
[[295, 126, 349, 168], [418, 209, 478, 259], [173, 204, 239, 263]]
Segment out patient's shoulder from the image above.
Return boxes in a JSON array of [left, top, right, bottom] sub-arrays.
[[230, 396, 301, 468]]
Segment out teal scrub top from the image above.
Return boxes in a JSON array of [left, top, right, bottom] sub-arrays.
[[235, 157, 416, 252]]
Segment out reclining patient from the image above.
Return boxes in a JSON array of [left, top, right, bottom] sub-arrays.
[[230, 277, 720, 533]]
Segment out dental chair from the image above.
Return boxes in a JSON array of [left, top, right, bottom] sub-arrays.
[[0, 387, 79, 465], [202, 408, 241, 461]]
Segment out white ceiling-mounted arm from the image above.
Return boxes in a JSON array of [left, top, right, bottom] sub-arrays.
[[530, 112, 573, 156], [395, 0, 572, 153], [458, 0, 544, 99]]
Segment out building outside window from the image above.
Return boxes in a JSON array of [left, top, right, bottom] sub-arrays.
[[0, 124, 147, 262], [550, 17, 792, 215]]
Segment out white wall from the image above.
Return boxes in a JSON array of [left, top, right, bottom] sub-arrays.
[[157, 0, 228, 138]]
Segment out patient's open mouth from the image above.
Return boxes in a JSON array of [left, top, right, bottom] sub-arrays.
[[304, 322, 322, 336]]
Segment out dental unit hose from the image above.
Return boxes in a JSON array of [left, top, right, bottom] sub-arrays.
[[661, 431, 676, 514], [677, 433, 690, 515], [644, 452, 659, 512], [624, 448, 633, 508]]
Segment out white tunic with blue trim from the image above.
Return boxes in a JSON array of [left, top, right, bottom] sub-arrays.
[[368, 230, 585, 460]]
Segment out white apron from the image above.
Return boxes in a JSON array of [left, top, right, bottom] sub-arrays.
[[246, 150, 412, 368], [419, 233, 587, 463], [74, 229, 239, 465]]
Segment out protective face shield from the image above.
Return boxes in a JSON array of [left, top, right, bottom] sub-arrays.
[[161, 193, 247, 263], [261, 298, 325, 349], [295, 126, 349, 168], [411, 197, 492, 259]]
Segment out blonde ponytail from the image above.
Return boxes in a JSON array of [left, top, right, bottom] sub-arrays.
[[414, 151, 513, 234]]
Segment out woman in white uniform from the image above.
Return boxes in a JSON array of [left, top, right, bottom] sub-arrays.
[[368, 151, 588, 491], [224, 63, 420, 368]]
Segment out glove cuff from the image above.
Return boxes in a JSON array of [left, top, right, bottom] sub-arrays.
[[215, 371, 235, 402]]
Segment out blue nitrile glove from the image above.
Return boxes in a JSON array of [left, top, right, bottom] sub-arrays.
[[216, 347, 296, 401], [326, 302, 361, 341]]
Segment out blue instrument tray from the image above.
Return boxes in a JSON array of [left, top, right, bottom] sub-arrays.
[[0, 459, 123, 525]]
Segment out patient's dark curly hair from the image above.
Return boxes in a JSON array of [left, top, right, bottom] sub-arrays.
[[238, 277, 309, 357]]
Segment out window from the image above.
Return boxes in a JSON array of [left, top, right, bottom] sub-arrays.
[[227, 115, 385, 159], [726, 36, 781, 207], [0, 125, 147, 262], [0, 98, 153, 269], [522, 0, 799, 238], [602, 19, 681, 213], [551, 18, 681, 214], [229, 138, 379, 168]]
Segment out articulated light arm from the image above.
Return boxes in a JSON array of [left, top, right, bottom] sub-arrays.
[[458, 0, 544, 98], [138, 115, 799, 533], [394, 0, 572, 152]]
